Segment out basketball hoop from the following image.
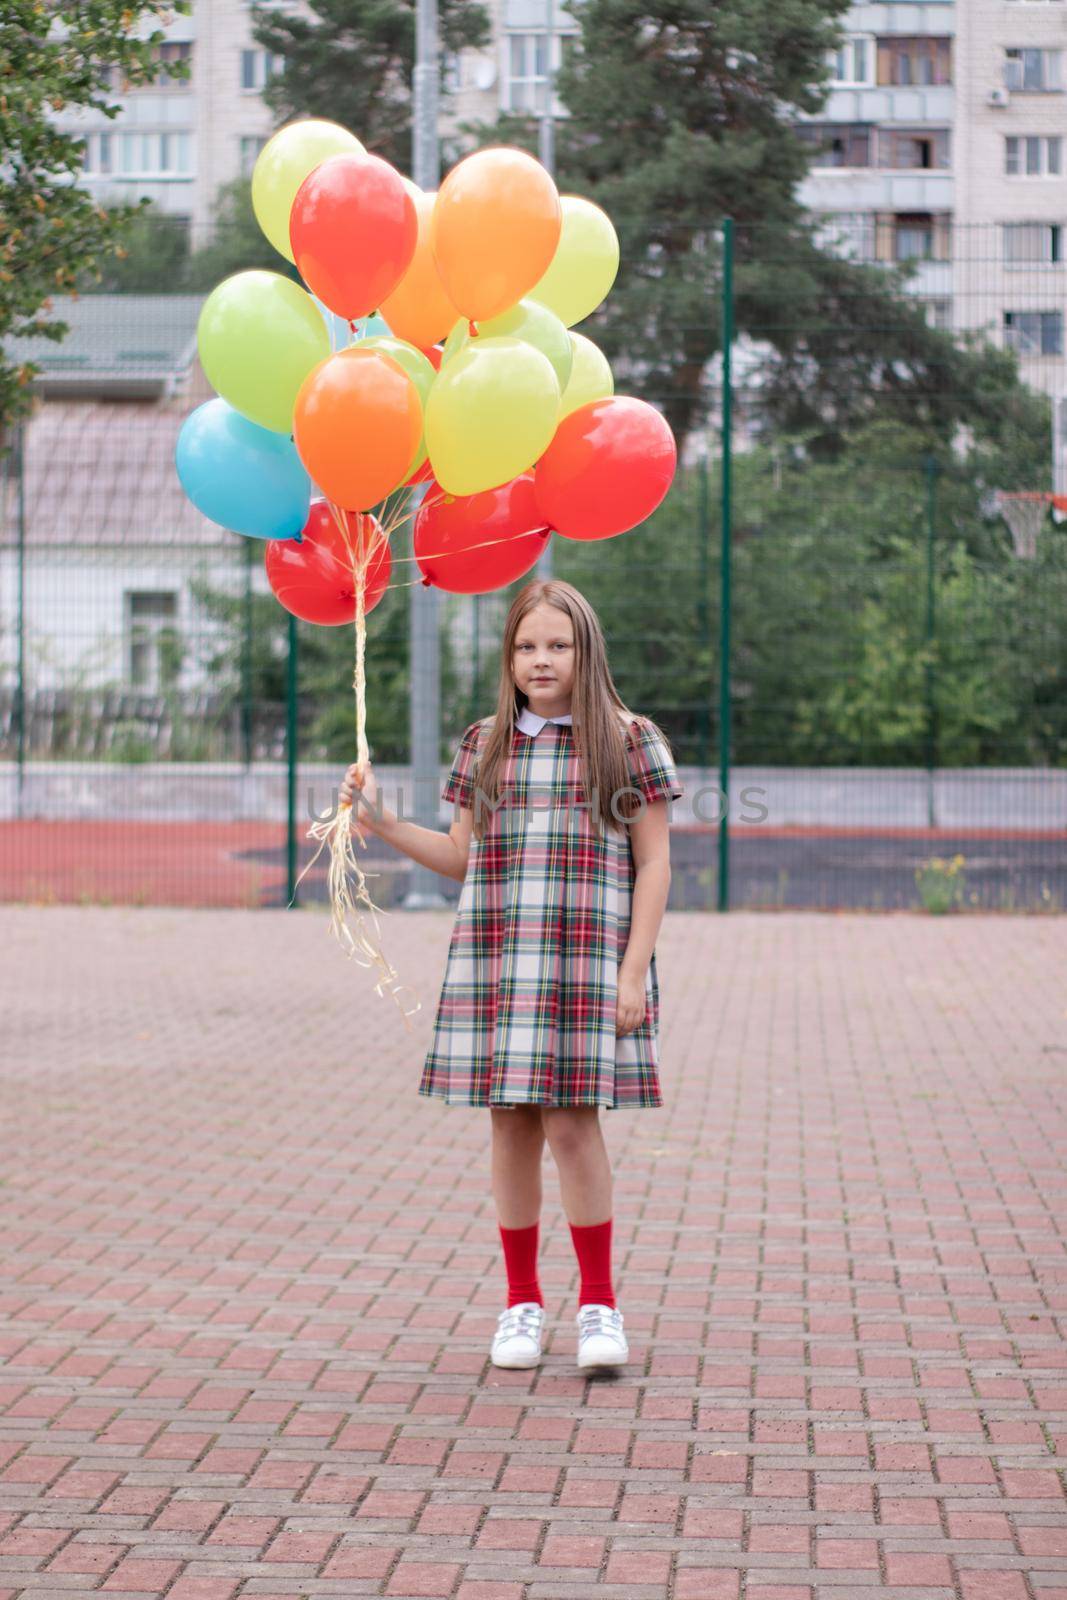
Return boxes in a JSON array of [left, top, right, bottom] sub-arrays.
[[995, 490, 1054, 560]]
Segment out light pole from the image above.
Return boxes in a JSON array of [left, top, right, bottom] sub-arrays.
[[536, 0, 557, 581], [405, 0, 447, 907]]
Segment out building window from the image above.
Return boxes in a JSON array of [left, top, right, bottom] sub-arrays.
[[875, 212, 951, 263], [240, 48, 285, 91], [877, 37, 952, 86], [126, 592, 180, 691], [1005, 134, 1062, 175], [1004, 309, 1064, 355], [924, 299, 952, 331], [239, 134, 267, 176], [118, 130, 193, 176], [81, 131, 115, 174], [1004, 48, 1064, 91], [828, 37, 874, 86], [895, 214, 937, 260], [878, 128, 951, 170], [1003, 223, 1063, 264], [506, 32, 549, 110], [503, 32, 571, 110], [156, 40, 192, 86], [797, 123, 872, 167]]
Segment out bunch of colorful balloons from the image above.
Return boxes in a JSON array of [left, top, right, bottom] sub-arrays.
[[175, 117, 677, 623]]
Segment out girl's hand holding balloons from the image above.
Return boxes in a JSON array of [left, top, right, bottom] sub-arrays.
[[340, 760, 380, 830]]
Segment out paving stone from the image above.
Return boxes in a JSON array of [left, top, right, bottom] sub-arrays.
[[1, 908, 1065, 1599]]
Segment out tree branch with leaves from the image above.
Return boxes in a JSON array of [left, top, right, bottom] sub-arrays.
[[0, 0, 191, 426]]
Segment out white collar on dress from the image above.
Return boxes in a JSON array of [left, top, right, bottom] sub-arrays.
[[517, 705, 573, 734]]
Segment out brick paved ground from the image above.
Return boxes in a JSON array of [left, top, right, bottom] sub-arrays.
[[1, 907, 1065, 1600]]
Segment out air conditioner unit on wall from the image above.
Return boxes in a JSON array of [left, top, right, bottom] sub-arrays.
[[988, 86, 1011, 108]]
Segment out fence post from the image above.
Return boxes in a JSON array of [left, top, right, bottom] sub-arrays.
[[470, 594, 481, 725], [241, 536, 253, 769], [923, 455, 939, 828], [286, 613, 298, 907], [697, 452, 711, 772], [717, 218, 734, 913], [12, 422, 27, 819]]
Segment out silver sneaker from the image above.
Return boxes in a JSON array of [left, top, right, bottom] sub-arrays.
[[490, 1301, 544, 1368], [576, 1303, 628, 1370]]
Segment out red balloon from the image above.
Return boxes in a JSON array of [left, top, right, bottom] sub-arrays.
[[290, 154, 417, 322], [265, 502, 391, 626], [421, 344, 444, 372], [414, 474, 550, 594], [534, 397, 677, 541]]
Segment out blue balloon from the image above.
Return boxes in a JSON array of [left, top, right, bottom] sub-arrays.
[[176, 399, 310, 540], [312, 296, 392, 350]]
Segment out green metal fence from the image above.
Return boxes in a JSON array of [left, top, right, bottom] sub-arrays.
[[2, 216, 1065, 912]]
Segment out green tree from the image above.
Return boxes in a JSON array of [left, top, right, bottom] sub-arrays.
[[89, 206, 191, 292], [89, 181, 300, 295], [183, 180, 300, 289], [483, 0, 1049, 459], [0, 0, 190, 424], [251, 0, 491, 171]]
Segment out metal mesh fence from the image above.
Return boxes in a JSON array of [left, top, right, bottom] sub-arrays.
[[1, 215, 1065, 912]]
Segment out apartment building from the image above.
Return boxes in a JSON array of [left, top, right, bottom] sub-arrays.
[[50, 0, 1066, 410], [955, 0, 1066, 398], [794, 0, 1065, 407], [796, 4, 956, 332], [54, 1, 279, 246]]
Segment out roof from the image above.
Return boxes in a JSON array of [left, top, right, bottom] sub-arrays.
[[5, 295, 204, 398], [0, 398, 240, 549]]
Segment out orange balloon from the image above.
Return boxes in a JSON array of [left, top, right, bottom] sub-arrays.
[[431, 148, 561, 324], [380, 189, 461, 348], [293, 348, 422, 511]]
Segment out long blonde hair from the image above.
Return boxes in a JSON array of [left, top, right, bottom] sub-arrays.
[[470, 579, 658, 841]]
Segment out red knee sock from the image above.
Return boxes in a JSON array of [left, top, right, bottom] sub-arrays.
[[569, 1217, 615, 1308], [499, 1221, 543, 1307]]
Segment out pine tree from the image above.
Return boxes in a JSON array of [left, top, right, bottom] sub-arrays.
[[252, 0, 490, 171]]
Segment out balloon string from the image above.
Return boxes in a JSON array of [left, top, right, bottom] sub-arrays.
[[386, 524, 550, 569], [292, 502, 421, 1031]]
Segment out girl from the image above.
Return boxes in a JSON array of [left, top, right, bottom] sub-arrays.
[[340, 578, 682, 1372]]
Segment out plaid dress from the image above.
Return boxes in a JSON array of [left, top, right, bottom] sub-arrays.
[[418, 713, 683, 1110]]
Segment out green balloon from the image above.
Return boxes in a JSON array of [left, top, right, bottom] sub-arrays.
[[197, 271, 331, 434], [359, 336, 436, 406], [442, 298, 573, 392], [359, 335, 436, 478]]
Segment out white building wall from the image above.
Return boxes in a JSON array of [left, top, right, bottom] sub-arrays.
[[953, 0, 1067, 399], [0, 546, 252, 694]]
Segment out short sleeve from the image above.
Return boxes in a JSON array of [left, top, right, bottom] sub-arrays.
[[442, 720, 484, 808], [625, 717, 683, 805]]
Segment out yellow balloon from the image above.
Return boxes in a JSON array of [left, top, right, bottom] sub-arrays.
[[559, 332, 614, 419], [252, 120, 365, 263], [426, 336, 560, 496], [442, 298, 573, 392], [529, 196, 620, 328]]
